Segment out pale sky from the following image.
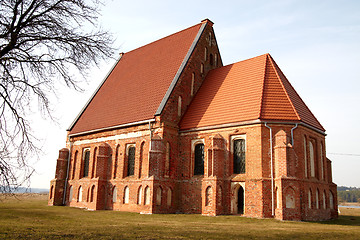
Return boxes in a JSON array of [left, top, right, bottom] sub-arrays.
[[29, 0, 360, 189]]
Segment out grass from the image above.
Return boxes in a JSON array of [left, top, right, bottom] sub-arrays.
[[0, 194, 359, 239]]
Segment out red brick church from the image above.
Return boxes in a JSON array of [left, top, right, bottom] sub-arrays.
[[49, 19, 338, 221]]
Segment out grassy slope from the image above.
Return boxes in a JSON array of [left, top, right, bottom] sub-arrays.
[[0, 194, 359, 240]]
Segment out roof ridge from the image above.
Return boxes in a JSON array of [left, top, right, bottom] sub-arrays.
[[125, 22, 202, 55], [267, 54, 301, 121], [258, 54, 269, 119]]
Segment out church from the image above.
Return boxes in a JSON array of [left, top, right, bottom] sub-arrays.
[[48, 19, 338, 221]]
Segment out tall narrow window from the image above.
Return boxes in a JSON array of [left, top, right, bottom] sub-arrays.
[[112, 187, 117, 203], [209, 32, 212, 46], [83, 149, 90, 178], [144, 186, 150, 205], [113, 145, 119, 179], [209, 54, 213, 66], [139, 142, 145, 178], [316, 189, 319, 209], [91, 147, 97, 178], [69, 186, 73, 202], [90, 185, 95, 202], [178, 96, 182, 117], [204, 47, 208, 61], [127, 146, 135, 176], [233, 139, 246, 174], [214, 54, 218, 67], [308, 190, 312, 209], [194, 143, 204, 175], [50, 185, 54, 199], [309, 141, 315, 177], [200, 63, 204, 74], [191, 72, 195, 96], [156, 187, 162, 206], [329, 191, 334, 209], [167, 188, 172, 207], [323, 191, 326, 209], [78, 186, 83, 202], [165, 142, 170, 177], [205, 186, 212, 206], [304, 137, 308, 178], [124, 186, 129, 204]]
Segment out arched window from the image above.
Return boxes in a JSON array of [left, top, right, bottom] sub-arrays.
[[209, 54, 213, 66], [78, 186, 83, 202], [204, 47, 208, 61], [156, 187, 162, 206], [308, 190, 312, 209], [233, 138, 246, 174], [191, 72, 195, 96], [91, 147, 97, 178], [82, 148, 90, 178], [126, 145, 135, 176], [124, 186, 129, 204], [137, 186, 142, 205], [329, 191, 334, 209], [90, 185, 95, 202], [214, 54, 218, 67], [178, 96, 182, 117], [304, 137, 307, 178], [72, 151, 78, 179], [323, 191, 326, 209], [205, 186, 212, 206], [167, 188, 172, 207], [309, 141, 315, 177], [217, 186, 222, 206], [112, 187, 117, 203], [144, 186, 150, 205], [50, 185, 54, 199], [194, 143, 204, 175], [316, 189, 319, 209], [208, 32, 212, 46], [165, 142, 170, 177], [69, 185, 73, 202], [285, 187, 295, 209], [200, 63, 204, 74]]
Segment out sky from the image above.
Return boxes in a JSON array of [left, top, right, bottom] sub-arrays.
[[29, 0, 360, 189]]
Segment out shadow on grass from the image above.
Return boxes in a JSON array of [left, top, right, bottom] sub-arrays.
[[310, 215, 360, 226]]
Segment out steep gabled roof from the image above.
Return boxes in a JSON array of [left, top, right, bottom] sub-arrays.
[[69, 22, 204, 135], [180, 54, 325, 132]]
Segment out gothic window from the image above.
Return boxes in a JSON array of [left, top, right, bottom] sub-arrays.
[[167, 188, 172, 207], [112, 187, 117, 203], [165, 142, 170, 177], [90, 185, 95, 202], [209, 54, 213, 66], [139, 142, 145, 178], [204, 47, 208, 61], [329, 191, 334, 209], [233, 138, 246, 174], [78, 186, 83, 202], [82, 148, 90, 178], [126, 145, 135, 176], [214, 53, 218, 67], [144, 186, 150, 205], [205, 186, 212, 206], [156, 187, 162, 206], [308, 190, 312, 209], [124, 186, 129, 204], [113, 145, 119, 179], [69, 185, 73, 202], [194, 143, 204, 175], [304, 136, 308, 178], [178, 96, 182, 117], [200, 63, 204, 74], [309, 141, 315, 177], [323, 191, 326, 209], [316, 189, 319, 209], [209, 32, 212, 46], [285, 187, 295, 209]]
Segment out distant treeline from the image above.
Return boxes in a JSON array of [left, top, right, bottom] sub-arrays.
[[337, 186, 360, 203]]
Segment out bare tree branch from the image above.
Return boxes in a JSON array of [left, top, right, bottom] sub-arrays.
[[0, 0, 116, 192]]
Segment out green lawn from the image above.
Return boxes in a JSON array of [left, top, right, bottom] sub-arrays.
[[0, 194, 359, 239]]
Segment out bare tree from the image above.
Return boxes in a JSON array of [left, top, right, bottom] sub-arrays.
[[0, 0, 115, 192]]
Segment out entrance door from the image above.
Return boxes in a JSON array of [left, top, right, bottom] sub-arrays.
[[237, 186, 244, 214]]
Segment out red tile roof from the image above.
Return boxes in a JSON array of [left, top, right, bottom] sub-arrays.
[[180, 54, 325, 132], [69, 23, 202, 135]]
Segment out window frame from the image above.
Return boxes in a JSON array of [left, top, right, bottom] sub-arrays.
[[82, 148, 90, 178], [126, 144, 136, 177], [230, 134, 246, 175], [191, 139, 205, 176]]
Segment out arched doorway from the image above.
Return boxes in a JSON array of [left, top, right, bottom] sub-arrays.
[[237, 186, 244, 214]]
